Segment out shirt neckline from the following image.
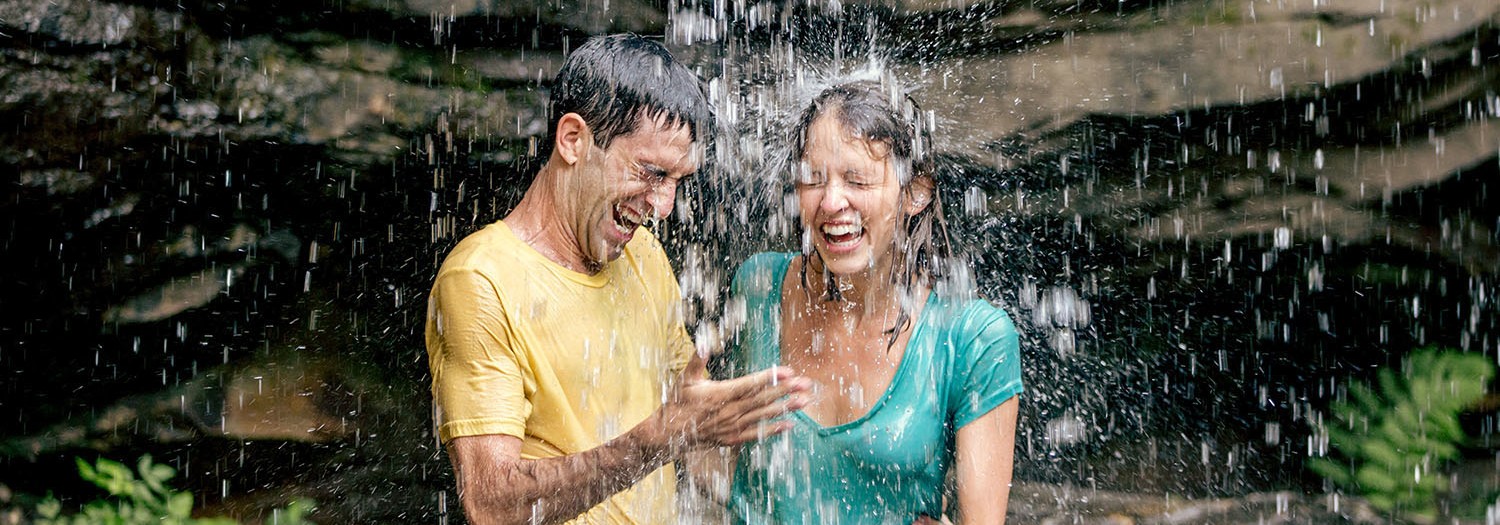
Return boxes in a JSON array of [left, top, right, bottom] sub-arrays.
[[496, 221, 612, 288]]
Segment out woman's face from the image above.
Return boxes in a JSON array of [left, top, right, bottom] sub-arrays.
[[796, 112, 907, 278]]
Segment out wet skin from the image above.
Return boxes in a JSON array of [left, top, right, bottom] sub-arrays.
[[567, 114, 700, 270], [795, 113, 912, 278]]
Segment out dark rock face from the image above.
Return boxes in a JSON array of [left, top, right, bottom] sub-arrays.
[[0, 0, 572, 521], [1, 0, 1497, 522]]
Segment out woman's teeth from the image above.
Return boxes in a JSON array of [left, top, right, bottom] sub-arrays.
[[821, 221, 862, 245], [822, 223, 860, 236]]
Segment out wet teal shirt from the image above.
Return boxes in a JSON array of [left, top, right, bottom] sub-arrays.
[[725, 253, 1024, 525]]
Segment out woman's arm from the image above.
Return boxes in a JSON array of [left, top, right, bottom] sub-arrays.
[[952, 397, 1020, 524]]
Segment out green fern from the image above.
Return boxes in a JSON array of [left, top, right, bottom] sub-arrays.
[[31, 455, 314, 525], [1308, 348, 1494, 521]]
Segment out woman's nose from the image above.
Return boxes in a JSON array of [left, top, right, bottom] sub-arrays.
[[820, 181, 849, 212]]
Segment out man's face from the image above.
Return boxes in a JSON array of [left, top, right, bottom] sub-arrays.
[[570, 115, 700, 269]]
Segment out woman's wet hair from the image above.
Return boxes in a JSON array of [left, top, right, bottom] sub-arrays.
[[544, 34, 713, 156], [789, 80, 955, 348], [788, 80, 930, 184]]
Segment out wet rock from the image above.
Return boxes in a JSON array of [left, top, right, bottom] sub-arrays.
[[1, 1, 552, 169], [213, 354, 355, 442], [103, 266, 245, 324], [1010, 482, 1384, 524], [903, 0, 1500, 154], [101, 224, 300, 324], [346, 0, 665, 34], [0, 0, 182, 47], [0, 345, 395, 458], [17, 170, 98, 195]]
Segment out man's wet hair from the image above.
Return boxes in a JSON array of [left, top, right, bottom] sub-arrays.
[[545, 34, 713, 156]]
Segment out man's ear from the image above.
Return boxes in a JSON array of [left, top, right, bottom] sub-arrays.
[[904, 174, 935, 216], [554, 113, 594, 165]]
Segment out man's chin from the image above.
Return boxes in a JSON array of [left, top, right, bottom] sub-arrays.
[[585, 244, 626, 270], [604, 246, 626, 263]]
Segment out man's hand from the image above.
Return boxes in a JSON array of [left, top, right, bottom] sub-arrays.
[[449, 355, 811, 525], [637, 353, 813, 455]]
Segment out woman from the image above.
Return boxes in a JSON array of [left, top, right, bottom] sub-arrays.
[[720, 80, 1024, 524]]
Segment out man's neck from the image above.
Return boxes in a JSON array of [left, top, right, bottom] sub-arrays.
[[505, 165, 595, 274]]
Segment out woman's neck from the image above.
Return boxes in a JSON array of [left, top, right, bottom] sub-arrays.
[[800, 254, 906, 328]]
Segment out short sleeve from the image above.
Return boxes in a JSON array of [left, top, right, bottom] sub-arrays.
[[722, 253, 791, 378], [631, 230, 696, 375], [950, 301, 1025, 429], [729, 253, 791, 306], [425, 269, 534, 443], [665, 301, 695, 375]]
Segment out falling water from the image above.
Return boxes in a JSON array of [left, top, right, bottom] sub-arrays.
[[662, 0, 1500, 521], [1, 0, 1497, 523]]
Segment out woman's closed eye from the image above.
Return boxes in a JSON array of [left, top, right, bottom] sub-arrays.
[[796, 168, 827, 187], [844, 172, 879, 187]]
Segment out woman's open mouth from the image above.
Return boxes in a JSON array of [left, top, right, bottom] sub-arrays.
[[820, 219, 863, 253]]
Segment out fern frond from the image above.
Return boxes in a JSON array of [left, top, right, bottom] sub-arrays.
[[1306, 348, 1494, 522]]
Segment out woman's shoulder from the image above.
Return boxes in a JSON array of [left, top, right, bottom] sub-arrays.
[[929, 296, 1020, 348], [931, 297, 1024, 413], [731, 252, 796, 296]]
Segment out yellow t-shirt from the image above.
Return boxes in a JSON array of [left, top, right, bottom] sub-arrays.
[[425, 221, 694, 524]]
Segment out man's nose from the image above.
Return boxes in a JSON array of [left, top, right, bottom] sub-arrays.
[[646, 180, 678, 219]]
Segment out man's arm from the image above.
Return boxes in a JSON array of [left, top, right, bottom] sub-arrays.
[[450, 434, 652, 525], [449, 355, 810, 525]]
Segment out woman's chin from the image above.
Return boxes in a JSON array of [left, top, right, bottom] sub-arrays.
[[814, 252, 872, 277]]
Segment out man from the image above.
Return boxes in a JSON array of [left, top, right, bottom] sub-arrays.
[[424, 34, 811, 524]]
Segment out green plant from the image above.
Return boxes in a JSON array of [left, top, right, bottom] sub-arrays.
[[1308, 348, 1494, 522], [32, 455, 314, 525]]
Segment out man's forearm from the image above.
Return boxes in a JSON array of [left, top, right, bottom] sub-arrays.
[[451, 363, 809, 524], [456, 423, 671, 525]]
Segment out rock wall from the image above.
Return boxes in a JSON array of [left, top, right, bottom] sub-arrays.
[[1, 0, 1497, 522]]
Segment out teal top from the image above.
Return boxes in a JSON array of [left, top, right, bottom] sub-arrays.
[[724, 252, 1024, 525]]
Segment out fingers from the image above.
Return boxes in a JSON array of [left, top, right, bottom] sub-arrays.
[[723, 419, 796, 445], [721, 366, 791, 388], [716, 366, 809, 402], [745, 380, 813, 414], [732, 395, 808, 429], [716, 382, 811, 433], [670, 367, 810, 445], [681, 349, 709, 381]]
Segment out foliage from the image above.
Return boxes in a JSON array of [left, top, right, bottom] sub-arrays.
[[32, 455, 315, 525], [1308, 348, 1494, 521]]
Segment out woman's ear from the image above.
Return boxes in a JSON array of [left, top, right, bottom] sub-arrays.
[[904, 174, 935, 215], [553, 113, 594, 165]]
